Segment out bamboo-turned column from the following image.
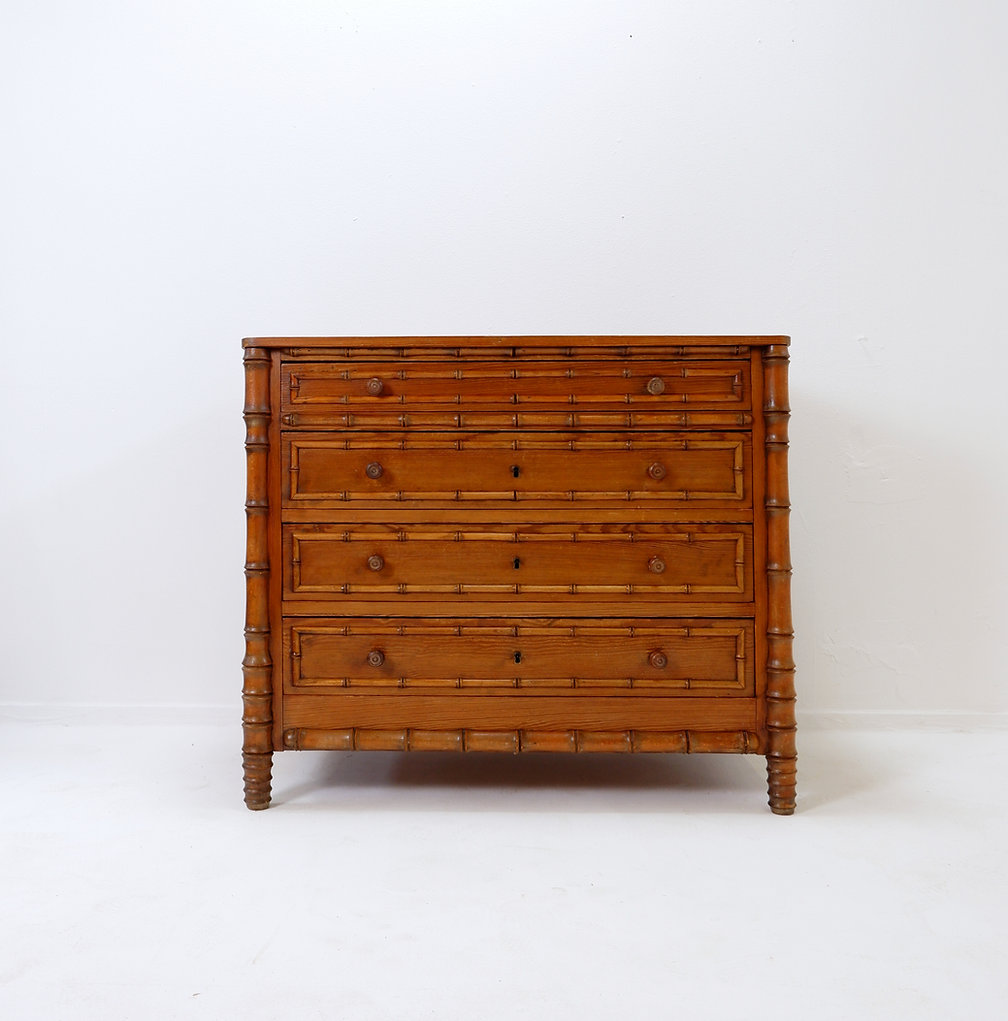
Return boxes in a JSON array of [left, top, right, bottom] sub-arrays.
[[763, 344, 796, 814], [243, 346, 273, 809]]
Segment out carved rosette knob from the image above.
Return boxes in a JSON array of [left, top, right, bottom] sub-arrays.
[[365, 462, 384, 479], [365, 377, 384, 396], [367, 649, 386, 667], [647, 462, 667, 480], [649, 650, 668, 669], [646, 376, 666, 395], [648, 556, 666, 574], [367, 554, 385, 572]]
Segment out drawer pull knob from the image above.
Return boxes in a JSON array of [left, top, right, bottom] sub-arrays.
[[365, 377, 384, 396], [367, 554, 385, 572], [647, 462, 667, 480], [649, 650, 668, 670], [367, 649, 386, 667], [648, 556, 666, 574], [365, 461, 384, 479], [646, 375, 666, 395]]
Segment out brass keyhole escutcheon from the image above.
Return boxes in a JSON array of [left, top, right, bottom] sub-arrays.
[[646, 376, 666, 395], [365, 462, 384, 479], [648, 556, 666, 574], [367, 649, 385, 667], [365, 377, 384, 396], [647, 462, 667, 481], [649, 650, 668, 669], [367, 554, 384, 571]]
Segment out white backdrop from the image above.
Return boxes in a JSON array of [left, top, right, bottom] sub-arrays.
[[2, 1, 1006, 717]]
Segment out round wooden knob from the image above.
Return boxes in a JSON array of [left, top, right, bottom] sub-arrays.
[[646, 376, 666, 395], [647, 462, 667, 480], [367, 554, 384, 571], [649, 650, 668, 669], [365, 462, 384, 479], [648, 556, 666, 574], [365, 377, 384, 396], [367, 649, 385, 667]]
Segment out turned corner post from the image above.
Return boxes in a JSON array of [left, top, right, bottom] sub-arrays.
[[763, 343, 796, 815], [243, 345, 273, 809]]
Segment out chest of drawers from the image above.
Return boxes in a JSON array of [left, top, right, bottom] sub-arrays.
[[243, 336, 795, 813]]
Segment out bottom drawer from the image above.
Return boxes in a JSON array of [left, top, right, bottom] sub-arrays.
[[283, 618, 754, 695]]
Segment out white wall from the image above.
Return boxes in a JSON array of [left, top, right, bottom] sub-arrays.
[[2, 1, 1006, 716]]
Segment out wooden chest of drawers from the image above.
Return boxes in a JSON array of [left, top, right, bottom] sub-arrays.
[[243, 336, 796, 813]]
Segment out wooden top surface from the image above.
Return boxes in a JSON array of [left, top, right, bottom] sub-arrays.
[[242, 335, 789, 350]]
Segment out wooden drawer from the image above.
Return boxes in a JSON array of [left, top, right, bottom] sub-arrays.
[[283, 431, 750, 508], [281, 359, 750, 430], [283, 618, 755, 695], [283, 523, 752, 603]]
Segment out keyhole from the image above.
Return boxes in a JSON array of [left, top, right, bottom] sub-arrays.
[[513, 557, 521, 569], [511, 465, 520, 478], [514, 651, 522, 664]]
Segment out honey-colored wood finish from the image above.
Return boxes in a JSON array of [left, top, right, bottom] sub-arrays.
[[283, 618, 755, 693], [763, 345, 797, 814], [283, 524, 753, 602], [242, 347, 273, 809], [284, 432, 750, 507], [243, 336, 795, 812]]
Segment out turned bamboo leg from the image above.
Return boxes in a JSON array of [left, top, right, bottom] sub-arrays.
[[764, 344, 796, 815], [242, 751, 273, 810], [243, 345, 274, 810]]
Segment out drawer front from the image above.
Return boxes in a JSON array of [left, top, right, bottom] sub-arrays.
[[284, 432, 750, 507], [281, 359, 750, 429], [284, 524, 752, 602], [284, 618, 755, 694]]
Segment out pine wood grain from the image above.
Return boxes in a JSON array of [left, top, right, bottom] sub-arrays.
[[243, 336, 794, 811]]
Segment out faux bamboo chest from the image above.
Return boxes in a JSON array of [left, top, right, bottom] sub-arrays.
[[242, 336, 796, 813]]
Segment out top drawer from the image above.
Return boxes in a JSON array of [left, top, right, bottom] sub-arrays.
[[281, 359, 751, 430]]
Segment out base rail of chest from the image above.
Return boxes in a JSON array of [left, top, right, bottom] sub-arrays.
[[279, 693, 761, 753], [282, 726, 761, 754]]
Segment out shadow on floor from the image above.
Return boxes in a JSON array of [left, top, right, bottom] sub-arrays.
[[269, 727, 910, 815], [273, 748, 771, 814]]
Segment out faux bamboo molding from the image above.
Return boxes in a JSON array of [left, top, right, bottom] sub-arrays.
[[243, 347, 274, 809], [763, 344, 797, 814], [282, 728, 758, 754]]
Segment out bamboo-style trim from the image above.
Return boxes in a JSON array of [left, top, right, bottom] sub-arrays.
[[285, 526, 750, 598], [285, 436, 748, 503], [243, 346, 274, 809], [763, 344, 796, 814], [282, 728, 758, 754], [277, 411, 753, 431], [285, 620, 753, 692], [285, 362, 748, 407]]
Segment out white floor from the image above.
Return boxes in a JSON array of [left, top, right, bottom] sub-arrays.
[[2, 712, 1006, 1020]]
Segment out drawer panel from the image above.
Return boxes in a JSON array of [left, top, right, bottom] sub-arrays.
[[283, 618, 755, 694], [284, 432, 750, 507], [281, 359, 750, 429], [284, 524, 752, 602]]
